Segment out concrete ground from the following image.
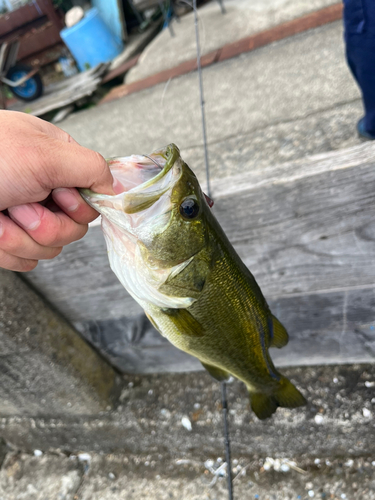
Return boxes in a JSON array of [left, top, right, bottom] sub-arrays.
[[59, 21, 363, 188], [0, 364, 374, 499], [125, 0, 338, 84]]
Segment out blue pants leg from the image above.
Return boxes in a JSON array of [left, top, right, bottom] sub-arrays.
[[343, 0, 375, 134]]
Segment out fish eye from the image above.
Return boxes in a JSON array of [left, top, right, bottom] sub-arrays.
[[179, 198, 200, 219]]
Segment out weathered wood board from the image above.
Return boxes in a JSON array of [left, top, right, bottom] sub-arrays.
[[25, 142, 375, 373], [10, 63, 110, 117]]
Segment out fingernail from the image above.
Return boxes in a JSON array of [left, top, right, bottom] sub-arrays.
[[8, 204, 41, 230], [53, 188, 80, 212]]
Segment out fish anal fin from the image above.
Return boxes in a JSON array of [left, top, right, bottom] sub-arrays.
[[163, 308, 204, 337], [270, 315, 289, 348], [201, 362, 231, 382], [249, 377, 306, 420]]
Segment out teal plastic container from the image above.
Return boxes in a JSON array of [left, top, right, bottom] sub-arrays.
[[60, 8, 123, 72]]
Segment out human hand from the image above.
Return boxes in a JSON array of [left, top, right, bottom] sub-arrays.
[[0, 111, 114, 272]]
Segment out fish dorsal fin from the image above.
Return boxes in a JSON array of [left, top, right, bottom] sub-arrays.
[[269, 315, 289, 348], [201, 362, 231, 382], [163, 308, 204, 337]]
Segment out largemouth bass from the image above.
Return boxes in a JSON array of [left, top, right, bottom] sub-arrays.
[[81, 144, 306, 419]]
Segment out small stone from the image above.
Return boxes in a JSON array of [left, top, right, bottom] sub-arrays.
[[78, 453, 91, 463], [333, 378, 339, 383], [314, 458, 320, 465], [308, 490, 315, 497], [108, 472, 116, 480], [128, 382, 134, 388], [372, 461, 375, 467], [341, 494, 346, 499], [306, 482, 313, 490], [314, 414, 324, 424], [181, 416, 192, 431], [365, 381, 375, 388], [345, 459, 354, 467], [363, 408, 372, 418], [280, 463, 290, 472], [194, 403, 201, 409], [273, 459, 281, 472], [33, 450, 43, 457], [148, 389, 154, 396]]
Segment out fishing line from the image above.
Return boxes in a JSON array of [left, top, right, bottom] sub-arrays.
[[168, 2, 232, 496], [142, 154, 163, 168], [221, 381, 234, 500], [192, 0, 211, 198], [190, 1, 233, 496]]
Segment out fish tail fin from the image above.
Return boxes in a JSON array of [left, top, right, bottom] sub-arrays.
[[249, 377, 306, 420], [275, 377, 307, 409], [250, 393, 279, 420]]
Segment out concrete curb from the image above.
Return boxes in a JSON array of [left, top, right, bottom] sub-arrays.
[[100, 3, 343, 105], [0, 270, 122, 417]]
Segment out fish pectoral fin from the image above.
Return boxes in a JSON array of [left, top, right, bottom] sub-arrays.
[[269, 315, 289, 348], [201, 362, 231, 382], [145, 312, 162, 335], [163, 308, 204, 337], [249, 377, 306, 420]]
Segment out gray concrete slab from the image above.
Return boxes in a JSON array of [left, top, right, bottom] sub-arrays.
[[59, 22, 361, 187], [0, 453, 82, 500], [2, 451, 375, 500], [0, 270, 121, 416], [1, 364, 374, 458], [126, 0, 338, 84], [0, 364, 374, 499]]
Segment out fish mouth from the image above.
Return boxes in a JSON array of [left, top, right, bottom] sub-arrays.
[[80, 144, 181, 216]]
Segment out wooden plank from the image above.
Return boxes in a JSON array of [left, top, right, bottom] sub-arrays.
[[25, 142, 375, 371]]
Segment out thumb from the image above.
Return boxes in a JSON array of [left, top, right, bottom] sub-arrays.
[[40, 137, 115, 195]]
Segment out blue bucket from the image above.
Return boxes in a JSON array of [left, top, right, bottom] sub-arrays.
[[60, 8, 123, 72]]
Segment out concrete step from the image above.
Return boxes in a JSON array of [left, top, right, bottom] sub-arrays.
[[0, 363, 374, 499], [60, 22, 362, 182]]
